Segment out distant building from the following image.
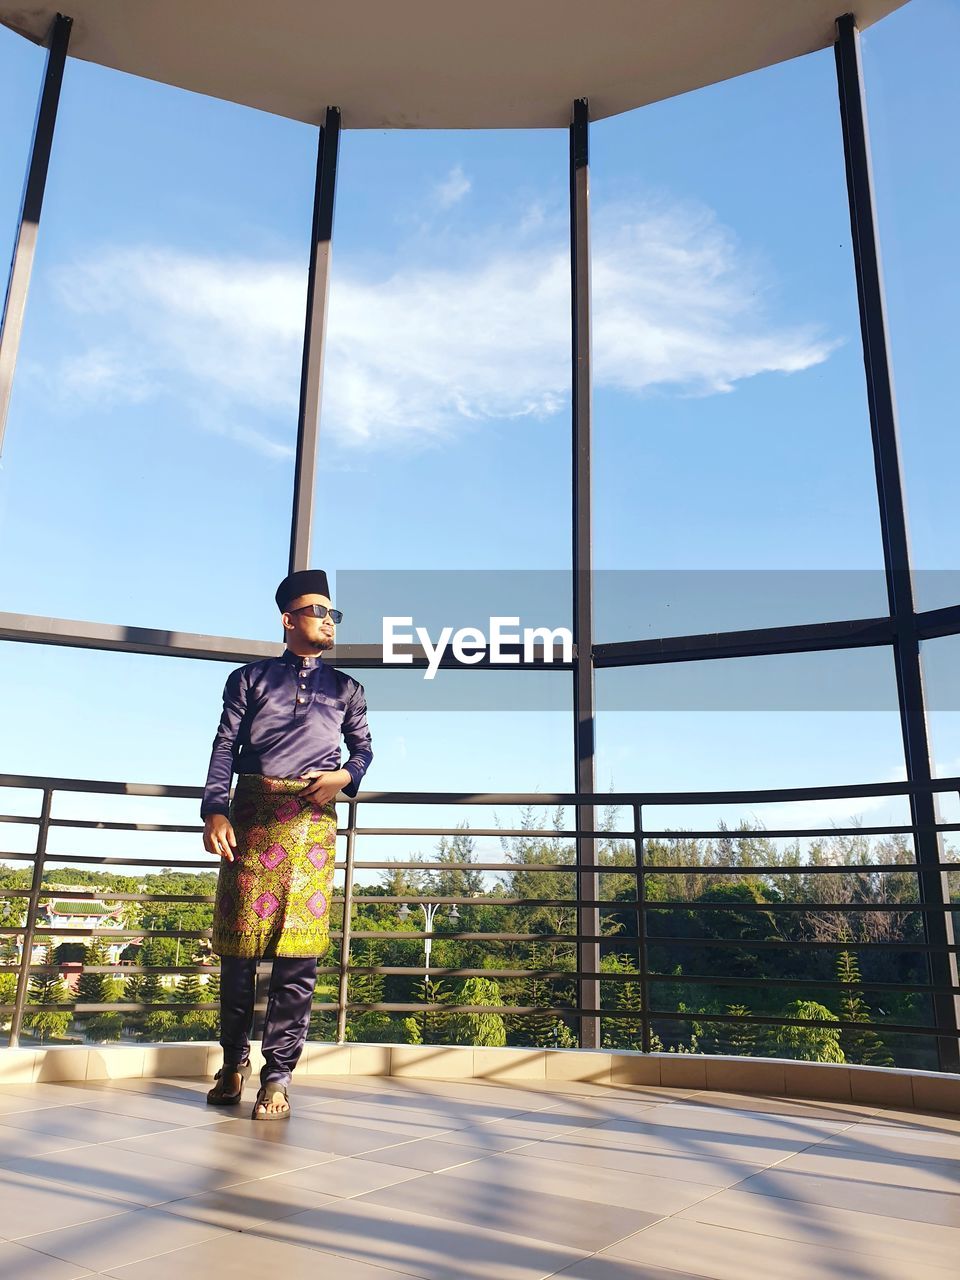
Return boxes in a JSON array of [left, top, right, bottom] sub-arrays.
[[11, 887, 139, 969]]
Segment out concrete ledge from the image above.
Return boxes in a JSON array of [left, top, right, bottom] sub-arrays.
[[1, 1043, 957, 1113]]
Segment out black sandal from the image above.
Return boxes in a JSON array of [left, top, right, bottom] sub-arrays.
[[206, 1059, 252, 1106], [251, 1081, 290, 1121]]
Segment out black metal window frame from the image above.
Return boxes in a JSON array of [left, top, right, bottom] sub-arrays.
[[0, 12, 957, 1069]]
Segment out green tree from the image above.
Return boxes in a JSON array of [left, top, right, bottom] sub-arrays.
[[725, 1003, 759, 1057], [76, 938, 109, 1005], [122, 973, 144, 1004], [24, 946, 72, 1043], [449, 977, 507, 1046], [76, 939, 120, 1040], [835, 950, 895, 1067], [765, 1000, 845, 1063], [171, 971, 216, 1040], [600, 953, 644, 1051]]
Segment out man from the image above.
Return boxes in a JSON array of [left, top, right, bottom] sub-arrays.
[[200, 568, 373, 1119]]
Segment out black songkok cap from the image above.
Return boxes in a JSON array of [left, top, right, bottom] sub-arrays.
[[275, 569, 331, 613]]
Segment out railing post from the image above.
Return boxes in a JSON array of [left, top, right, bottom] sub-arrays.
[[9, 788, 53, 1047], [633, 803, 651, 1053], [336, 796, 358, 1043], [570, 96, 600, 1049], [835, 12, 960, 1072], [0, 13, 72, 459], [288, 104, 341, 578]]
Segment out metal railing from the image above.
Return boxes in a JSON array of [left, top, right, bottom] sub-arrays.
[[1, 770, 958, 1070]]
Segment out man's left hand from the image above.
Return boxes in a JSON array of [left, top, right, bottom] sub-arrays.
[[298, 768, 350, 805]]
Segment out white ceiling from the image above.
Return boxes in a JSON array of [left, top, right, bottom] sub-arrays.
[[0, 1, 911, 128]]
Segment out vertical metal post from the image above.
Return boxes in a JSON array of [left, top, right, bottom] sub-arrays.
[[633, 803, 651, 1053], [570, 98, 600, 1049], [0, 13, 72, 458], [835, 13, 960, 1071], [251, 964, 266, 1042], [288, 106, 341, 577], [9, 788, 53, 1046], [336, 798, 358, 1043]]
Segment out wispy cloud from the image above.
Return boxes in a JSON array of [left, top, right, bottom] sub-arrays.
[[433, 164, 471, 209], [47, 197, 838, 455]]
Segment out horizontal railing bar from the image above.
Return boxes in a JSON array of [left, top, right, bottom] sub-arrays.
[[0, 853, 228, 868], [646, 935, 949, 951], [0, 926, 215, 940], [6, 998, 946, 1040], [631, 864, 934, 875], [342, 965, 958, 996], [0, 884, 941, 912], [2, 889, 216, 903], [639, 902, 936, 912], [318, 825, 949, 839], [3, 1003, 220, 1014], [3, 816, 951, 842], [0, 965, 218, 976], [343, 930, 957, 948], [330, 1002, 947, 1037], [3, 772, 959, 806], [6, 924, 952, 949], [0, 774, 202, 798], [344, 896, 935, 911], [0, 855, 954, 878], [44, 820, 209, 833], [10, 963, 952, 999], [340, 825, 954, 839], [642, 1009, 945, 1035], [643, 972, 960, 995]]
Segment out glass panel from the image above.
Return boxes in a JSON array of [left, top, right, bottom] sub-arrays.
[[312, 128, 571, 573], [919, 633, 960, 841], [0, 25, 44, 273], [861, 1, 960, 610], [0, 55, 313, 637], [596, 645, 907, 815], [591, 48, 886, 638]]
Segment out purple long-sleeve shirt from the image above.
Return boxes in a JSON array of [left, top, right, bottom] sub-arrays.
[[200, 648, 373, 819]]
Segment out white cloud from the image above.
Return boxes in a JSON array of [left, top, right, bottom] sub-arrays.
[[743, 762, 910, 833], [434, 165, 471, 208], [47, 196, 838, 454]]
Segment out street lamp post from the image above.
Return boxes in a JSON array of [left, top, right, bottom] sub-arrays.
[[398, 899, 461, 1038]]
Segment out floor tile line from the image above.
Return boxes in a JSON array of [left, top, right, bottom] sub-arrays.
[[606, 1212, 960, 1278]]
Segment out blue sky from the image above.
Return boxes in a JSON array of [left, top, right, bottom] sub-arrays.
[[0, 0, 958, 872]]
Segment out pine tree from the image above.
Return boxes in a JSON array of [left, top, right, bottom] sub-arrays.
[[76, 938, 109, 1006], [449, 977, 507, 1046], [835, 950, 895, 1067], [419, 976, 455, 1045], [765, 1000, 845, 1063], [725, 1004, 758, 1057], [344, 939, 392, 1043], [122, 973, 144, 1004], [137, 942, 172, 1041], [80, 938, 123, 1044], [24, 945, 72, 1043], [171, 971, 215, 1040], [173, 971, 203, 1006]]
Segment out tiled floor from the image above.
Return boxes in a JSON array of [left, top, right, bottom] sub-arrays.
[[0, 1073, 957, 1279]]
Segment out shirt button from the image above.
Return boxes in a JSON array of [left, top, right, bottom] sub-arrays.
[[297, 696, 305, 704]]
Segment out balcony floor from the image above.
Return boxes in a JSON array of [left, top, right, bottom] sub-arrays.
[[0, 1072, 957, 1279]]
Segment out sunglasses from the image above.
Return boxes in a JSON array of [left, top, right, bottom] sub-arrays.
[[289, 603, 343, 623]]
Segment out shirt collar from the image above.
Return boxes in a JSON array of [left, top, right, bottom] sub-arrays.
[[281, 648, 324, 671]]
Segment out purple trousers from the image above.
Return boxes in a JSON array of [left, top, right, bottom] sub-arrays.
[[219, 953, 318, 1089]]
